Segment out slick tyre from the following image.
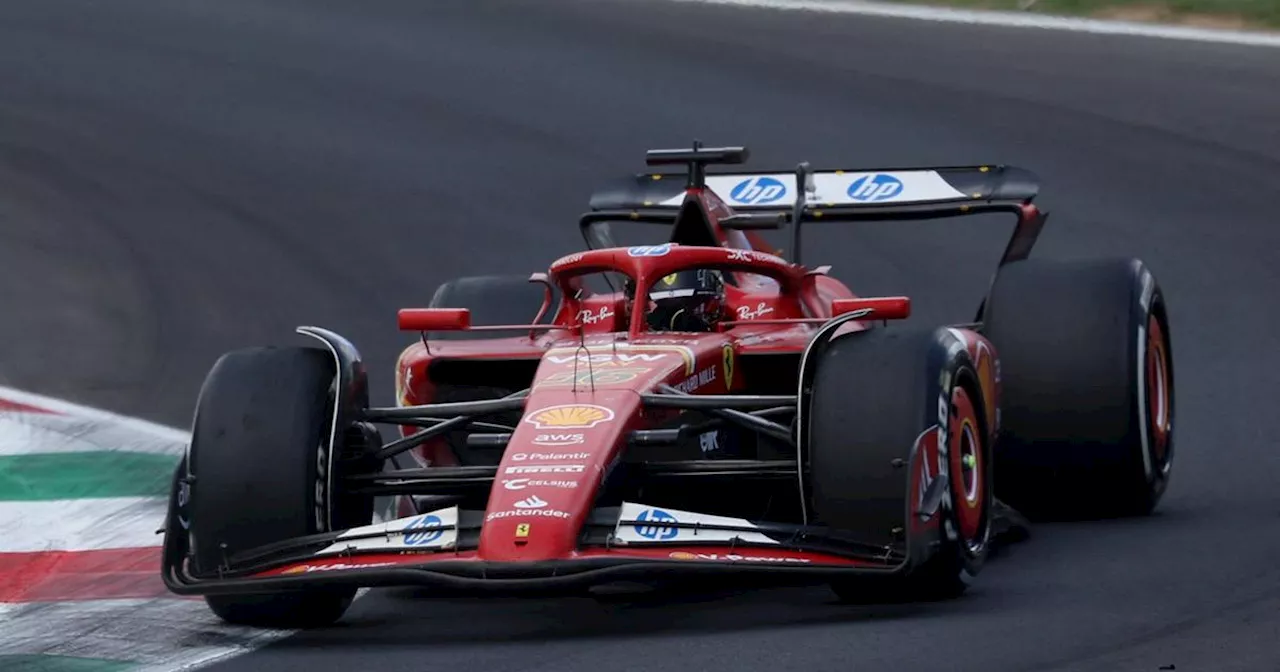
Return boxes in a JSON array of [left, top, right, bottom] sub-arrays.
[[184, 346, 372, 628], [807, 328, 993, 603], [422, 275, 559, 466], [980, 258, 1174, 520]]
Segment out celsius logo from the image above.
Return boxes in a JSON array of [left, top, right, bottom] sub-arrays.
[[847, 174, 904, 202], [729, 177, 786, 205], [502, 478, 578, 490]]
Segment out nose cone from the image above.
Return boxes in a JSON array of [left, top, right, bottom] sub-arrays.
[[475, 390, 640, 562], [473, 338, 727, 562]]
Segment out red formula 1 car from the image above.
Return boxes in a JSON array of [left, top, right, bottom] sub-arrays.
[[160, 144, 1175, 628]]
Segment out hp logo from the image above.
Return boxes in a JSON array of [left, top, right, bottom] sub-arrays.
[[633, 508, 679, 541], [729, 177, 787, 205], [403, 514, 444, 545], [628, 243, 672, 257], [847, 174, 904, 202]]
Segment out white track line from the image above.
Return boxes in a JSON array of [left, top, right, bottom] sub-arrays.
[[1, 598, 292, 671], [0, 412, 186, 457], [657, 0, 1280, 47], [0, 385, 384, 671], [0, 385, 191, 444], [0, 498, 170, 552]]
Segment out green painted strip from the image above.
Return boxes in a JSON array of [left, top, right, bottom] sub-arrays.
[[0, 654, 135, 672], [0, 452, 176, 501]]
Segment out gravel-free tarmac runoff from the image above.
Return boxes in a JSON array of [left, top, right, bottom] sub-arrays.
[[2, 1, 1279, 670]]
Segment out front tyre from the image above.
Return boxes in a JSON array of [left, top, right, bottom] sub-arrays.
[[183, 346, 373, 628], [806, 328, 993, 603]]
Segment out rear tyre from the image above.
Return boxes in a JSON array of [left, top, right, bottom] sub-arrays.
[[184, 346, 373, 628], [807, 328, 993, 603], [981, 258, 1174, 520], [426, 275, 557, 341], [423, 275, 559, 466]]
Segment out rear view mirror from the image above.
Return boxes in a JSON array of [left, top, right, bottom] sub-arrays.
[[398, 308, 471, 332], [831, 297, 911, 321]]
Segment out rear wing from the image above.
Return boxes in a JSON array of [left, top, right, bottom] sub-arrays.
[[582, 146, 1046, 267], [589, 164, 1039, 214]]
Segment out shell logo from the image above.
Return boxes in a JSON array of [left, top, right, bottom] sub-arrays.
[[668, 551, 697, 560], [524, 404, 616, 430]]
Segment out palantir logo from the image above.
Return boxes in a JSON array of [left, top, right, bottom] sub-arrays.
[[634, 508, 679, 541], [403, 514, 444, 546], [847, 174, 904, 202], [729, 177, 786, 205]]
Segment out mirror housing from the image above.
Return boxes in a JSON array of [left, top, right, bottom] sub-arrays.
[[831, 297, 911, 321], [398, 308, 471, 332]]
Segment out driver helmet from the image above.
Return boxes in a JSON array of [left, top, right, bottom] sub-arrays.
[[645, 268, 726, 332]]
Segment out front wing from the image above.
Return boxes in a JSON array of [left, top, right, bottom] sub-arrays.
[[160, 500, 912, 597]]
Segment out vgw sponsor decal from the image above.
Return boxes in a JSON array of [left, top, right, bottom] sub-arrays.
[[536, 369, 648, 387], [546, 353, 666, 365], [543, 344, 696, 375]]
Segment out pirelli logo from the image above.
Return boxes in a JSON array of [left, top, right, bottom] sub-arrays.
[[504, 464, 586, 475]]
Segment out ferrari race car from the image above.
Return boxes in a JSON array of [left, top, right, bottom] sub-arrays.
[[160, 144, 1175, 628]]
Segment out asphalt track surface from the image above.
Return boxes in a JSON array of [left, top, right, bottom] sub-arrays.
[[2, 0, 1279, 670]]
